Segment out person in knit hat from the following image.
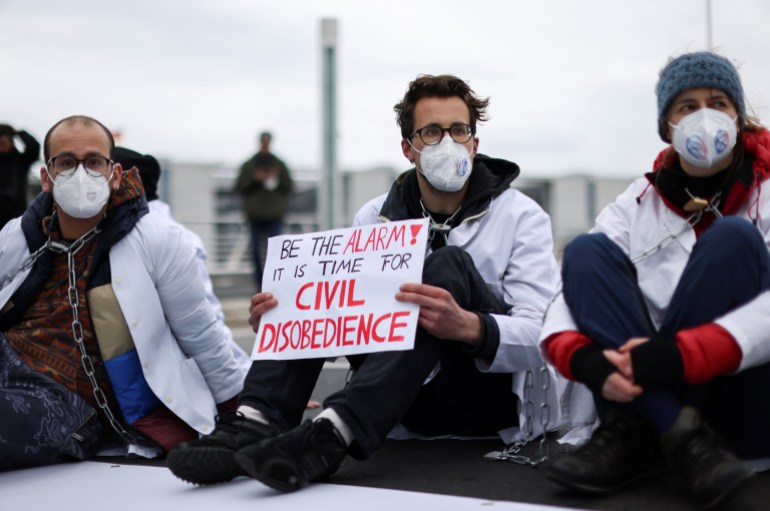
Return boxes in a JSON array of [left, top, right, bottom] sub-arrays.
[[113, 146, 161, 201], [541, 51, 770, 508]]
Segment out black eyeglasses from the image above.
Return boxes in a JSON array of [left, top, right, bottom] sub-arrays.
[[47, 154, 113, 177], [409, 123, 473, 146]]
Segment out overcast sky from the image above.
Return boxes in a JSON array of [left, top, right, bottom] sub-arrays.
[[3, 0, 769, 178]]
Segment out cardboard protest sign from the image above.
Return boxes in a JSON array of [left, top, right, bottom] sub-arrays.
[[251, 218, 429, 360]]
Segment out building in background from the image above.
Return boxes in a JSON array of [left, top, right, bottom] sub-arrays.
[[156, 161, 633, 286]]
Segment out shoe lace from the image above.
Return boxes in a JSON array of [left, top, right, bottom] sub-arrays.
[[299, 420, 343, 470], [213, 411, 247, 436]]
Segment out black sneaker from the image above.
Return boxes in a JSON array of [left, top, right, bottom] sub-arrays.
[[235, 418, 347, 493], [661, 406, 753, 509], [166, 411, 280, 485], [548, 409, 662, 494]]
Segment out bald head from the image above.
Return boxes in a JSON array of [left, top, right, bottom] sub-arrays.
[[44, 115, 114, 163]]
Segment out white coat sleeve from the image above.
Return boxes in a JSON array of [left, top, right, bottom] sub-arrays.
[[485, 202, 560, 373], [148, 223, 246, 402]]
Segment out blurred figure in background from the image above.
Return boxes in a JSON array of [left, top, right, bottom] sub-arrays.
[[234, 131, 293, 290], [0, 123, 40, 229]]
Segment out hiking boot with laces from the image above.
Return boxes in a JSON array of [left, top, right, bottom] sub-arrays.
[[235, 418, 347, 493], [548, 408, 662, 494], [661, 406, 753, 509], [166, 411, 280, 485]]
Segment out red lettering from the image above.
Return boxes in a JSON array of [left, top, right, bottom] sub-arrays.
[[341, 315, 356, 346], [310, 318, 324, 349], [300, 320, 312, 349], [388, 311, 410, 342], [258, 323, 277, 352], [323, 280, 341, 309], [372, 313, 391, 342], [388, 224, 405, 248], [343, 228, 361, 254], [296, 282, 314, 310], [357, 313, 372, 344], [323, 318, 337, 348], [346, 279, 365, 307]]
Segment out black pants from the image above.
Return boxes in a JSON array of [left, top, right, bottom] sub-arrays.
[[0, 334, 103, 470], [240, 246, 518, 459]]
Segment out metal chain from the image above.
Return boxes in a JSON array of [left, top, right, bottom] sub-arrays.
[[485, 364, 551, 466], [13, 225, 155, 448], [537, 364, 551, 463], [630, 192, 726, 265], [0, 243, 54, 292], [630, 210, 701, 265], [419, 198, 461, 251]]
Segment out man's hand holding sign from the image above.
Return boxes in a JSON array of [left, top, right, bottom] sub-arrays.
[[396, 283, 482, 346], [250, 218, 429, 360]]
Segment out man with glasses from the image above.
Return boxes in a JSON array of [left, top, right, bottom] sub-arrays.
[[0, 115, 249, 470], [168, 75, 561, 492]]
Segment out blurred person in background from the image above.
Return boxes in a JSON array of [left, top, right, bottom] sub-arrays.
[[0, 123, 40, 229], [234, 131, 293, 290]]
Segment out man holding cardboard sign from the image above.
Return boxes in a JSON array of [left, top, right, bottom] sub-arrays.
[[167, 74, 561, 491]]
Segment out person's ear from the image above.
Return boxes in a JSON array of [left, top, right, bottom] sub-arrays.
[[40, 165, 52, 193], [401, 139, 415, 163], [111, 163, 123, 190]]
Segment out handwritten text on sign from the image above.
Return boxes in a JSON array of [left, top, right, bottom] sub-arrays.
[[251, 218, 429, 360]]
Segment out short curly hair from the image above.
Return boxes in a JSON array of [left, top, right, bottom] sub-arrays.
[[394, 74, 489, 140]]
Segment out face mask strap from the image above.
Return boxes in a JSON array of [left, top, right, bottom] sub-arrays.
[[406, 137, 422, 156]]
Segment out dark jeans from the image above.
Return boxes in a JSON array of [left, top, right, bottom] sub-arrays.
[[562, 217, 770, 458], [0, 334, 103, 470], [249, 219, 283, 289], [240, 246, 518, 459]]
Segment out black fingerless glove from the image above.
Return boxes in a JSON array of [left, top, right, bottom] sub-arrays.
[[629, 340, 684, 388], [569, 345, 617, 395]]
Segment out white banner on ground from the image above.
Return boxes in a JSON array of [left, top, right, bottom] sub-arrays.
[[252, 218, 429, 360]]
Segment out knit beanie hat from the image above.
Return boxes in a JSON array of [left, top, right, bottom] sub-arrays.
[[113, 146, 161, 201], [655, 51, 745, 142]]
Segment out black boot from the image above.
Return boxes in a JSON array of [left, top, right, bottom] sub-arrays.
[[166, 411, 281, 485], [235, 418, 347, 493], [548, 408, 662, 494], [661, 406, 753, 509]]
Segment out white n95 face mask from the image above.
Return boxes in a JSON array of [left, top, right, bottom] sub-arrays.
[[669, 108, 738, 169], [412, 136, 473, 192], [50, 164, 112, 218]]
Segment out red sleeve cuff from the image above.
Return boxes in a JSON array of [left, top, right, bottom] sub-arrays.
[[544, 330, 595, 380], [675, 323, 742, 384]]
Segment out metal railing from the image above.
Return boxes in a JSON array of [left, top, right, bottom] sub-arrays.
[[185, 216, 320, 277]]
